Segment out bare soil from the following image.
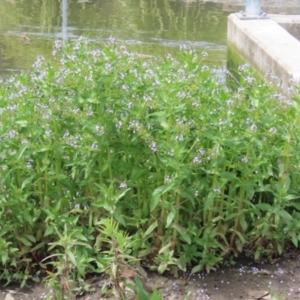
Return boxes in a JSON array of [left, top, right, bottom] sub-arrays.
[[1, 253, 300, 300]]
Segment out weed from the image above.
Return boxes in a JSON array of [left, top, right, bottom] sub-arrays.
[[0, 38, 300, 294]]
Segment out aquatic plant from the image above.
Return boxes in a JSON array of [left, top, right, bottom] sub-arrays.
[[0, 38, 300, 294]]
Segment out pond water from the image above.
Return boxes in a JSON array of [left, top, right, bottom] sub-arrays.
[[0, 0, 232, 76]]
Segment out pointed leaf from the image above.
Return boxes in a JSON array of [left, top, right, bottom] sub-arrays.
[[175, 227, 191, 244], [17, 236, 32, 246], [166, 210, 175, 228], [143, 221, 158, 238]]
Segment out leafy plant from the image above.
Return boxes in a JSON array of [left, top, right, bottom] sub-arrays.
[[0, 37, 300, 290], [42, 221, 95, 299]]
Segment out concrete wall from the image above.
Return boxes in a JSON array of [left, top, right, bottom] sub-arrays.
[[227, 14, 300, 89], [270, 15, 300, 41]]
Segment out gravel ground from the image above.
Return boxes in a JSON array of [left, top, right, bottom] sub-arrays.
[[1, 253, 300, 300]]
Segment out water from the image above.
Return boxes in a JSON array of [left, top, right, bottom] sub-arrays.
[[0, 0, 230, 76]]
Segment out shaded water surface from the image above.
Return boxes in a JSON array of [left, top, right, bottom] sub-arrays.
[[0, 0, 230, 76]]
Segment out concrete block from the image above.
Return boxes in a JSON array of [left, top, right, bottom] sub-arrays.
[[269, 14, 300, 41], [227, 13, 300, 89]]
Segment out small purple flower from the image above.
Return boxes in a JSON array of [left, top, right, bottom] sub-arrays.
[[120, 182, 127, 189], [193, 156, 202, 164], [226, 99, 234, 106], [245, 76, 255, 84], [122, 85, 129, 92], [168, 149, 174, 156], [32, 55, 44, 69], [116, 121, 122, 129], [177, 91, 186, 99], [176, 134, 184, 141], [149, 142, 158, 152], [108, 36, 116, 43], [45, 130, 52, 137], [53, 39, 62, 54], [198, 148, 206, 156], [105, 63, 112, 71], [95, 125, 104, 136], [21, 139, 29, 144], [91, 143, 98, 150], [213, 187, 221, 193], [6, 130, 17, 139], [250, 124, 257, 131], [241, 156, 249, 163], [164, 176, 171, 183], [26, 161, 33, 169], [238, 63, 250, 72]]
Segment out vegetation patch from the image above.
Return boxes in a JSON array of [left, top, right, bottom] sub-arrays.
[[0, 38, 300, 298]]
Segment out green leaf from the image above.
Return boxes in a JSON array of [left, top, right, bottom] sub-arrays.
[[17, 236, 32, 246], [20, 175, 35, 190], [143, 221, 158, 238], [175, 227, 191, 244], [138, 248, 153, 258], [204, 192, 214, 211], [134, 276, 150, 300], [30, 241, 46, 252], [114, 188, 131, 201], [278, 209, 292, 222], [1, 252, 9, 265], [158, 262, 168, 273], [244, 181, 255, 199], [255, 203, 271, 211], [191, 264, 202, 274], [73, 232, 88, 242], [291, 202, 300, 210], [166, 210, 175, 228], [16, 144, 28, 161], [223, 137, 243, 147], [219, 171, 238, 181], [113, 212, 126, 227], [66, 249, 77, 267], [150, 289, 163, 300], [158, 242, 171, 255], [232, 230, 246, 244], [44, 226, 55, 237], [150, 183, 175, 212], [131, 167, 145, 181], [285, 194, 299, 201], [262, 223, 270, 236], [23, 210, 34, 226], [239, 215, 248, 231], [24, 234, 36, 243], [282, 174, 291, 191], [178, 190, 195, 207], [291, 231, 298, 247]]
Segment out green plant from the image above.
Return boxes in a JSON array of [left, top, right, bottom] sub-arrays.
[[270, 287, 283, 300], [94, 218, 140, 298], [42, 220, 95, 299], [133, 276, 163, 300], [1, 37, 300, 289]]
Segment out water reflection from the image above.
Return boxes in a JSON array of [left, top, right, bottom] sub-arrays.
[[62, 0, 68, 43], [0, 0, 229, 75]]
